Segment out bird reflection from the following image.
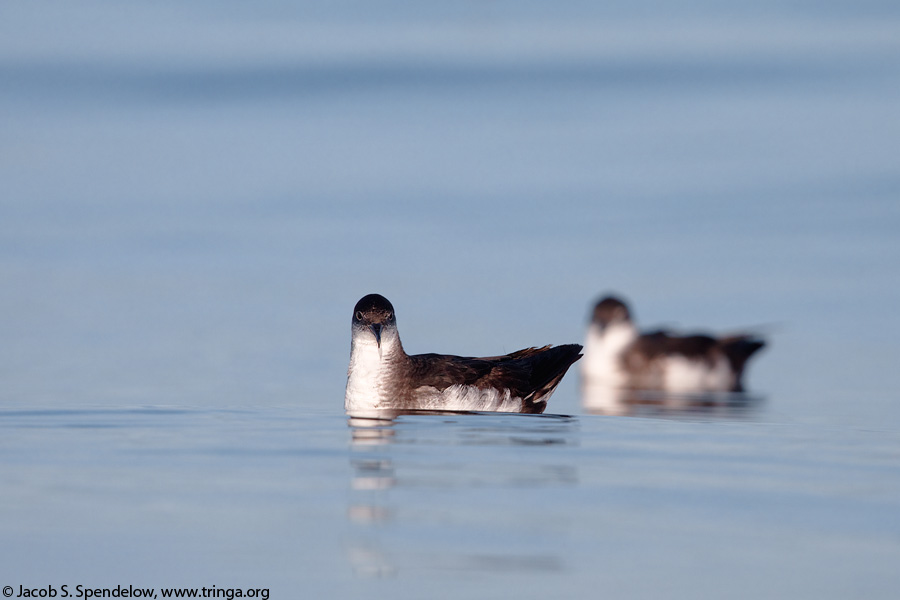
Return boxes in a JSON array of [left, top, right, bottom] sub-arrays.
[[348, 413, 398, 446], [345, 414, 398, 577], [581, 382, 763, 418], [344, 410, 577, 577]]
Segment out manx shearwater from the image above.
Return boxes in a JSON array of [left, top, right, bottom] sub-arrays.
[[582, 295, 765, 393], [345, 294, 582, 414]]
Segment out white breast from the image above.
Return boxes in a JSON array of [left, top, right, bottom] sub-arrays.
[[345, 336, 392, 412]]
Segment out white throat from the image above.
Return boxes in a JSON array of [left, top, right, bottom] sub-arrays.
[[581, 321, 638, 386]]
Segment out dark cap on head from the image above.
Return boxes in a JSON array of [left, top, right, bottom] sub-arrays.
[[353, 294, 395, 324], [352, 294, 397, 349], [592, 295, 632, 328]]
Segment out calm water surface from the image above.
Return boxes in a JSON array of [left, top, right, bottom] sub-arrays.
[[2, 405, 899, 599], [1, 1, 899, 598]]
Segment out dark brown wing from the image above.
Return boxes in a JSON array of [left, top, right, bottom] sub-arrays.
[[406, 344, 583, 413], [627, 330, 765, 391], [633, 330, 720, 365], [405, 353, 529, 393], [476, 345, 555, 362]]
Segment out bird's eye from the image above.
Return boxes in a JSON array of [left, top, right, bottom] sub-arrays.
[[355, 311, 364, 320], [386, 312, 393, 319]]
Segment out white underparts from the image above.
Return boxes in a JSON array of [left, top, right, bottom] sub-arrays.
[[411, 384, 525, 412], [662, 354, 734, 392], [581, 322, 638, 387]]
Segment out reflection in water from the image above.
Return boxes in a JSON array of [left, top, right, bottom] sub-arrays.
[[344, 411, 578, 577], [349, 458, 396, 491], [581, 382, 764, 418]]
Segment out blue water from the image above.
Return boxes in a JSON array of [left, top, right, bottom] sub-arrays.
[[1, 1, 899, 598]]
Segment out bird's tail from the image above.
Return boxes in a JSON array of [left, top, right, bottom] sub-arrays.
[[523, 344, 583, 413], [720, 336, 766, 391]]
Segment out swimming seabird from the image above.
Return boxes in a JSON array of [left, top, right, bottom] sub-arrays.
[[345, 294, 583, 414], [581, 295, 765, 393]]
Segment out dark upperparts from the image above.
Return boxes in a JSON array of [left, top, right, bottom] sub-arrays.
[[633, 330, 720, 359], [632, 330, 766, 370]]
